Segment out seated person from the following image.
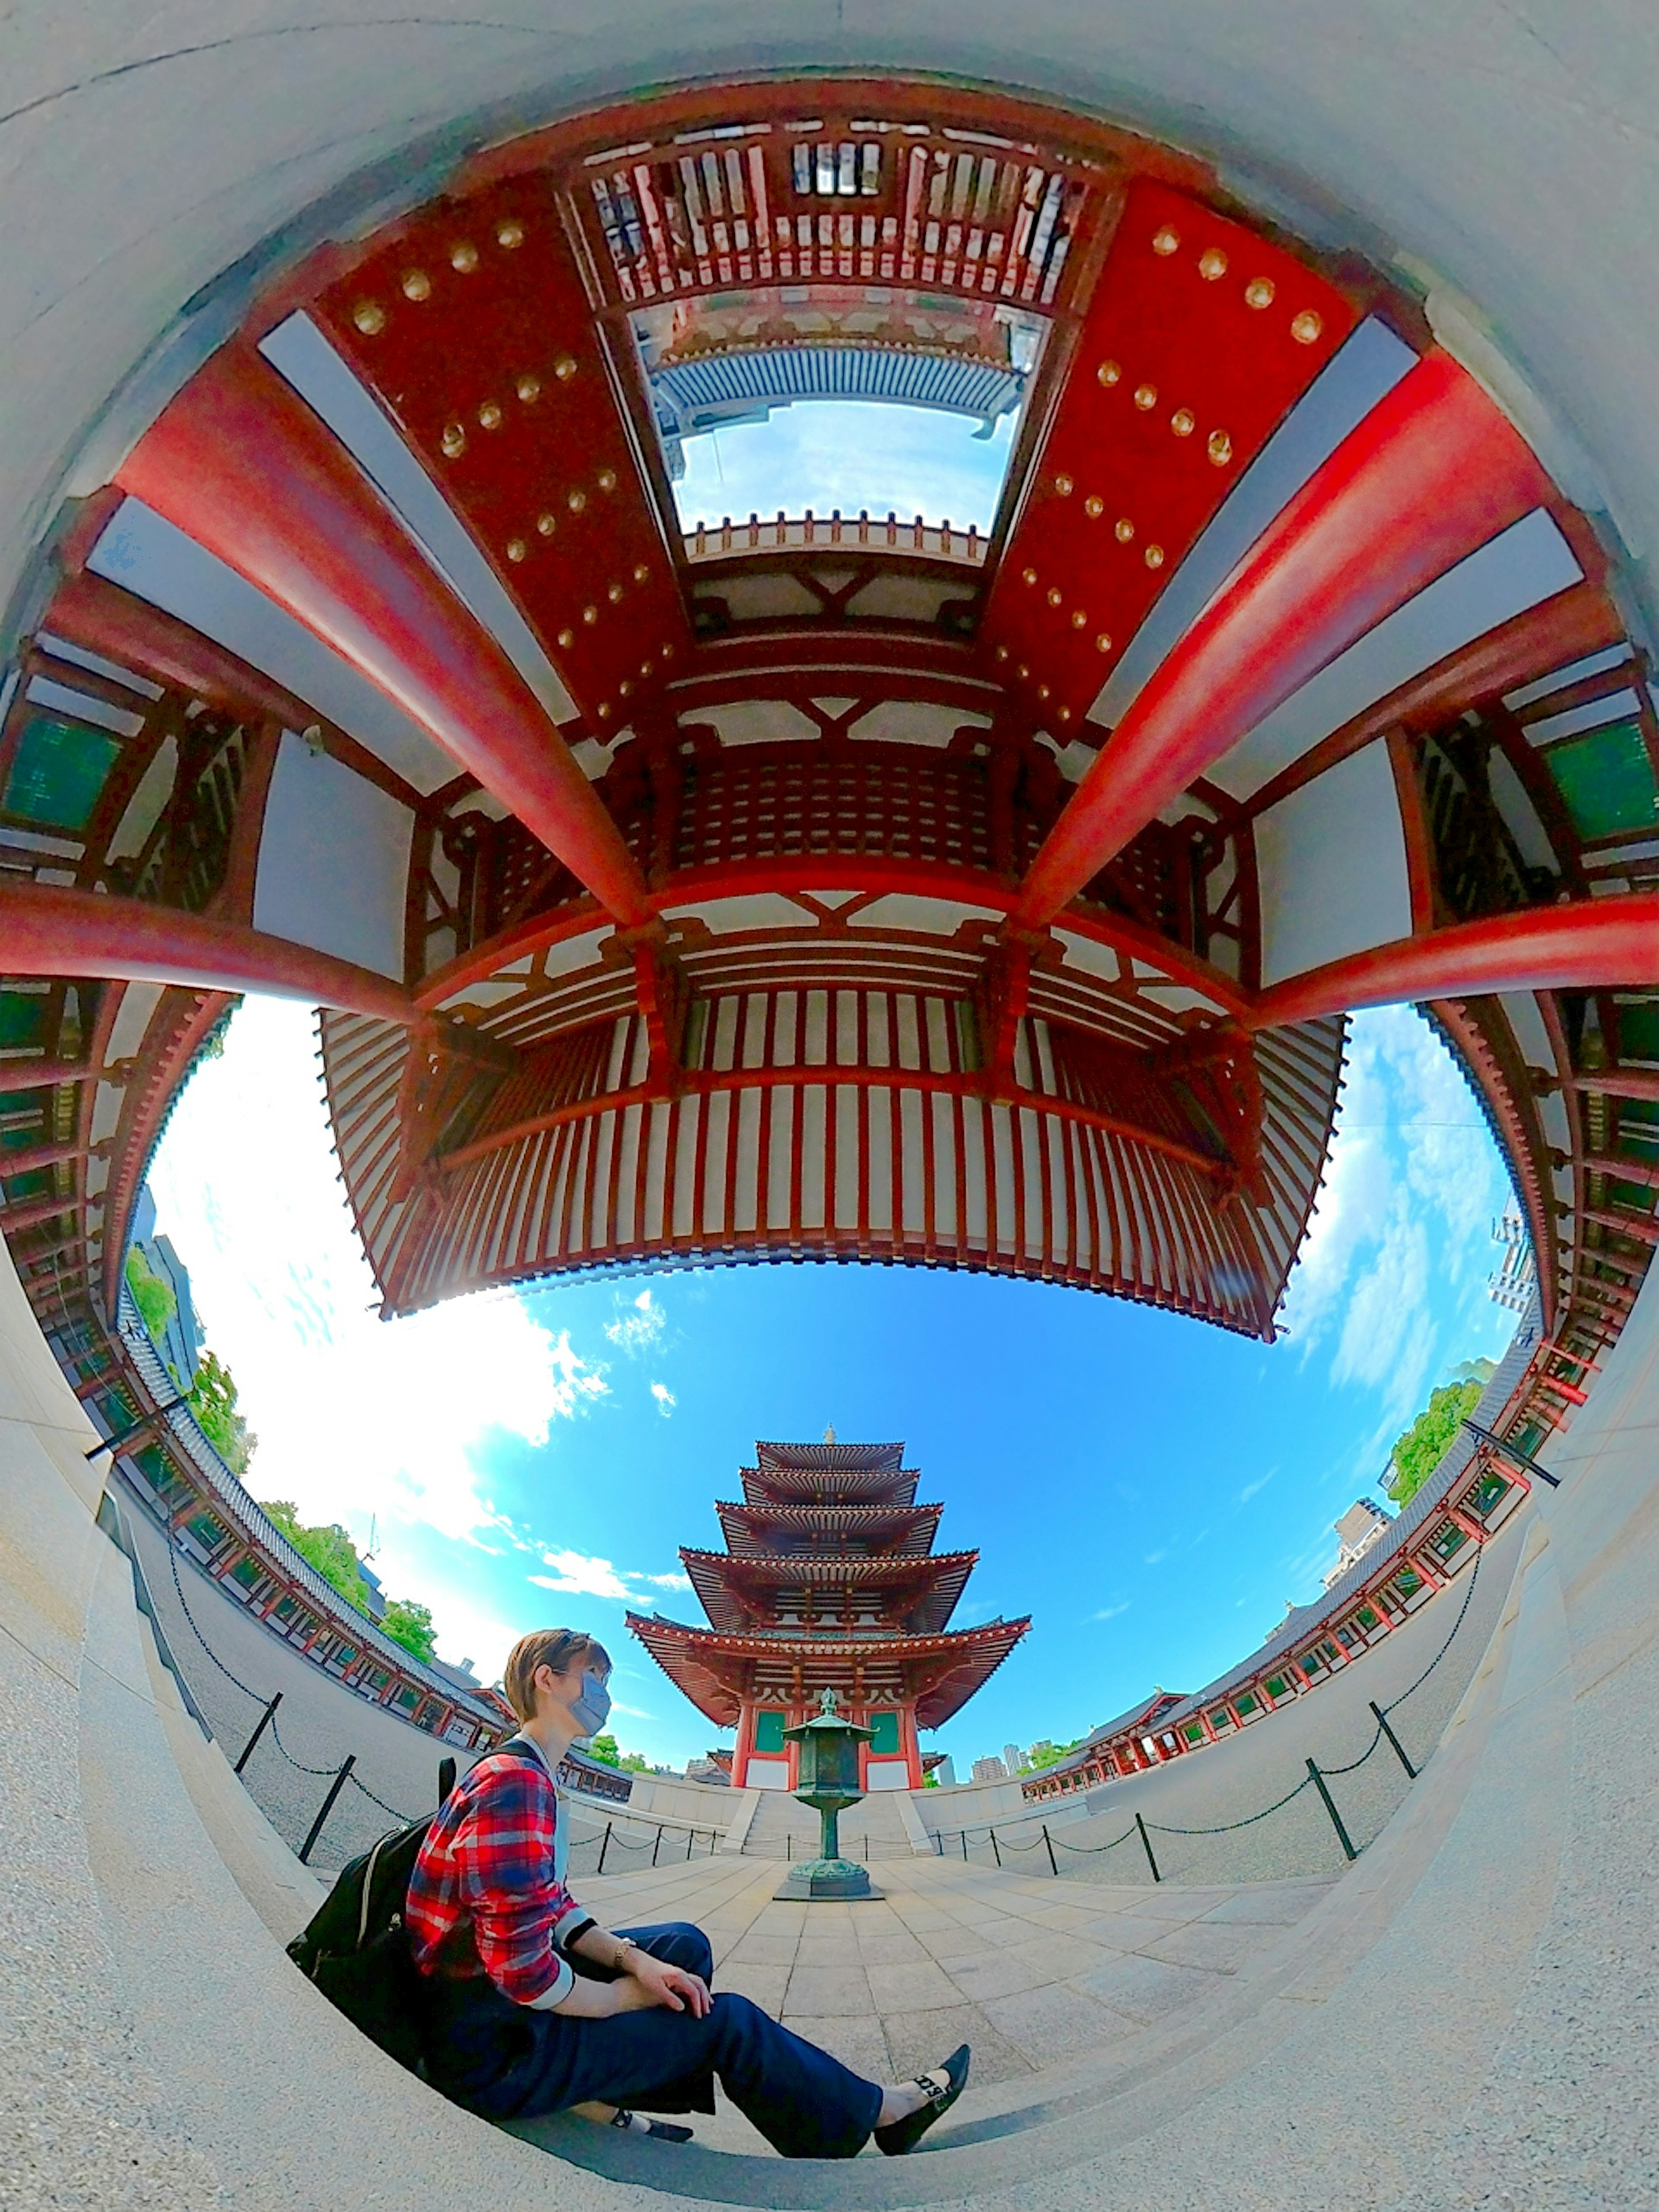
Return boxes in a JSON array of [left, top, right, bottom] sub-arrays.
[[409, 1627, 968, 2158]]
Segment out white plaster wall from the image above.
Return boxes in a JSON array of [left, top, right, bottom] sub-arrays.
[[254, 731, 414, 980], [1255, 741, 1413, 987]]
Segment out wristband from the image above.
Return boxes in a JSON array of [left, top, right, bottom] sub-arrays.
[[613, 1935, 640, 1968]]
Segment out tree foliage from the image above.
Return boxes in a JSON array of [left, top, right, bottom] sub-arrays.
[[124, 1246, 177, 1344], [191, 1348, 257, 1474], [1022, 1737, 1087, 1771], [260, 1498, 372, 1611], [380, 1597, 437, 1665], [1386, 1377, 1484, 1506], [585, 1732, 650, 1771]]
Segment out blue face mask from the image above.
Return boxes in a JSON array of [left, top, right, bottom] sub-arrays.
[[569, 1669, 611, 1738]]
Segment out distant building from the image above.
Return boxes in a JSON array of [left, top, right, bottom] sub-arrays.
[[426, 1654, 484, 1694], [933, 1754, 958, 1786], [1003, 1741, 1024, 1775], [127, 1184, 203, 1388], [1324, 1499, 1392, 1590], [684, 1755, 731, 1786], [355, 1560, 388, 1622], [971, 1754, 1007, 1782], [1490, 1206, 1536, 1312]]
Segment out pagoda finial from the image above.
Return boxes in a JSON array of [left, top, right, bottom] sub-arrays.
[[824, 1423, 836, 1444]]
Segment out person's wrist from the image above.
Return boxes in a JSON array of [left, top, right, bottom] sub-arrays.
[[613, 1935, 641, 1974]]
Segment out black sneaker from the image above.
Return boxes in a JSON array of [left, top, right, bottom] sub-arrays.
[[874, 2046, 971, 2156], [611, 2110, 693, 2143]]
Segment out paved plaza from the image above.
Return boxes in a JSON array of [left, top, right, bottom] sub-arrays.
[[562, 1850, 1333, 2153]]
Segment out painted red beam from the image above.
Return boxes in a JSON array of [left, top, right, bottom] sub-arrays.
[[1013, 352, 1552, 928], [1580, 1205, 1659, 1245], [1245, 896, 1659, 1031], [116, 346, 652, 928], [1571, 1066, 1659, 1104], [0, 1058, 95, 1091], [47, 569, 311, 732], [0, 1136, 93, 1178], [0, 880, 414, 1022], [1582, 1152, 1659, 1193], [0, 1193, 80, 1233]]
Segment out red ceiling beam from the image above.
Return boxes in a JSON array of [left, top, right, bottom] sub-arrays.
[[1012, 351, 1554, 929], [0, 1058, 96, 1091], [1570, 1066, 1659, 1104], [0, 879, 415, 1023], [1245, 896, 1659, 1030], [115, 345, 652, 928]]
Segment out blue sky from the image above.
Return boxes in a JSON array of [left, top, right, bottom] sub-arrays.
[[673, 400, 1018, 533], [146, 999, 1520, 1775]]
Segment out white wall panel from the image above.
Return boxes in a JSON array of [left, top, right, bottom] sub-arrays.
[[254, 733, 413, 979], [1212, 509, 1584, 801], [89, 499, 456, 795], [1256, 741, 1411, 987]]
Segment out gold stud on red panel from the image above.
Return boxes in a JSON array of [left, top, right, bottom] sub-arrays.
[[984, 181, 1362, 728], [315, 190, 693, 732]]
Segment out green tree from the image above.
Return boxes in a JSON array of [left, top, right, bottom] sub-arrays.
[[124, 1246, 177, 1344], [1386, 1376, 1484, 1506], [380, 1597, 437, 1665], [261, 1498, 372, 1611], [585, 1732, 650, 1771], [1023, 1737, 1086, 1771], [190, 1348, 257, 1474]]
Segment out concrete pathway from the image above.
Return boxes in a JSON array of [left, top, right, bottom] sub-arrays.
[[566, 1850, 1332, 2152]]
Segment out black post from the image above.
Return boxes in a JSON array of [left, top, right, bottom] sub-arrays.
[[1043, 1823, 1059, 1877], [1370, 1700, 1417, 1779], [685, 1827, 693, 1862], [437, 1754, 457, 1802], [84, 1395, 191, 1459], [961, 1828, 969, 1861], [597, 1821, 611, 1874], [1307, 1758, 1358, 1860], [1135, 1812, 1161, 1883], [652, 1823, 664, 1867], [990, 1827, 1002, 1868], [1461, 1417, 1560, 1487], [233, 1690, 282, 1775], [299, 1755, 356, 1865]]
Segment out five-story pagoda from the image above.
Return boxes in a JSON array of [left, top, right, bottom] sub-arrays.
[[629, 1439, 1029, 1790]]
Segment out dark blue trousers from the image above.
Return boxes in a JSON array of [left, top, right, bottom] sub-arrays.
[[422, 1922, 884, 2160]]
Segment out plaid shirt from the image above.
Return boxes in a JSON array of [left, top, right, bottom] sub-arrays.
[[407, 1737, 591, 2009]]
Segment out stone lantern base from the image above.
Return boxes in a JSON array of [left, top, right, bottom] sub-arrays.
[[772, 1856, 885, 1902]]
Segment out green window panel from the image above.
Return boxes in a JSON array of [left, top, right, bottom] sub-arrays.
[[0, 995, 45, 1051], [1182, 1720, 1205, 1745], [1545, 718, 1659, 842], [753, 1709, 787, 1754], [229, 1555, 262, 1589], [1265, 1673, 1289, 1699], [1235, 1691, 1259, 1716], [3, 714, 121, 830], [1618, 1003, 1659, 1064], [867, 1709, 900, 1754], [2, 1170, 52, 1200]]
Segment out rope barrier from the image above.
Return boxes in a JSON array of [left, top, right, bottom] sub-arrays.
[[1382, 1538, 1484, 1714], [1143, 1773, 1313, 1837], [1052, 1826, 1136, 1854]]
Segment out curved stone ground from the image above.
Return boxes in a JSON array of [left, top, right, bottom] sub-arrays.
[[5, 9, 1659, 2206]]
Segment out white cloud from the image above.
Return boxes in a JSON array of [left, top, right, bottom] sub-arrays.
[[530, 1549, 689, 1605], [606, 1288, 667, 1354], [1239, 1473, 1274, 1504], [1091, 1602, 1130, 1622], [143, 998, 620, 1672], [650, 1381, 677, 1416]]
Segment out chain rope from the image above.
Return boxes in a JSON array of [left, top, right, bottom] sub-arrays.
[[1381, 1537, 1484, 1715]]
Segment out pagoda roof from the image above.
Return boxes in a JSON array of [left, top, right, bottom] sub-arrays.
[[680, 1548, 978, 1636], [626, 1611, 1030, 1731], [741, 1465, 919, 1509], [715, 1500, 944, 1557], [756, 1441, 906, 1472]]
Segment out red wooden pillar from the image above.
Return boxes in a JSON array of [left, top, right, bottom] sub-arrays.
[[1012, 353, 1551, 929], [1246, 897, 1659, 1030], [117, 345, 651, 928], [0, 880, 416, 1019]]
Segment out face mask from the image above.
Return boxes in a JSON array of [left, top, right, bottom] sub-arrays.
[[569, 1669, 611, 1738]]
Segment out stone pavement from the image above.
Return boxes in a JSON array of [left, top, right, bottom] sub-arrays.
[[565, 1848, 1333, 2153]]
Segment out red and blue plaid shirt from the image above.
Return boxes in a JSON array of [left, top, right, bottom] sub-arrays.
[[407, 1738, 592, 2009]]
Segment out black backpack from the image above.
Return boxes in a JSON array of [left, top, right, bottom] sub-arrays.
[[286, 1755, 461, 2072]]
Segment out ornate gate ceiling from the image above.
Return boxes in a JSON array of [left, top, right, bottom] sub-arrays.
[[1, 78, 1654, 1362]]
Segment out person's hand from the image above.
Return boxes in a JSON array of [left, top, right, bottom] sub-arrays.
[[625, 1952, 712, 2018]]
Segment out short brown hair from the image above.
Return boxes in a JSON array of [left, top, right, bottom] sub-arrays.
[[502, 1628, 612, 1722]]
